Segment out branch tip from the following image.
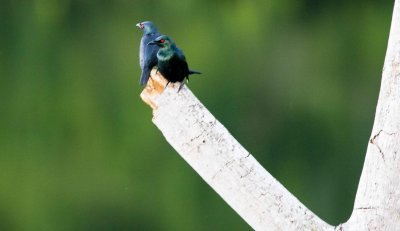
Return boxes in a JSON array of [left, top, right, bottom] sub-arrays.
[[140, 69, 169, 110]]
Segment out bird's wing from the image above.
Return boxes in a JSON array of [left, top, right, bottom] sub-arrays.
[[139, 33, 161, 85], [171, 53, 190, 78], [140, 47, 158, 85], [174, 47, 201, 75], [140, 66, 152, 85], [175, 46, 187, 61], [139, 37, 146, 69]]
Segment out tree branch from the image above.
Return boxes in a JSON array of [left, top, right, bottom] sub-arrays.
[[140, 1, 400, 229], [341, 0, 400, 230], [140, 72, 332, 230]]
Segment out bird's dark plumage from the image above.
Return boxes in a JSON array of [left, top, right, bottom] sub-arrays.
[[148, 35, 201, 90], [136, 21, 161, 85]]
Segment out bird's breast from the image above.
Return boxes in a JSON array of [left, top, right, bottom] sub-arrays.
[[157, 51, 173, 61]]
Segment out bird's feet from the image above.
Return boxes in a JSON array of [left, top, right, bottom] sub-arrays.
[[164, 81, 171, 90], [163, 81, 184, 93], [178, 82, 185, 92]]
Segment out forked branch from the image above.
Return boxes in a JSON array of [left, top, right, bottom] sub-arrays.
[[140, 1, 400, 229]]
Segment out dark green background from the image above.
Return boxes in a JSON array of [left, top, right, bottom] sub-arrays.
[[0, 0, 394, 230]]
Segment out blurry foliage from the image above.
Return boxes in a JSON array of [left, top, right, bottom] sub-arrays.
[[0, 0, 394, 230]]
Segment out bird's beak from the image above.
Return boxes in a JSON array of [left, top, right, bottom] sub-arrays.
[[147, 41, 157, 45], [136, 23, 143, 29]]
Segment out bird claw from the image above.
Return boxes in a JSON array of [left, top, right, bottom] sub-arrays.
[[163, 82, 184, 93], [178, 82, 185, 92], [164, 81, 170, 89]]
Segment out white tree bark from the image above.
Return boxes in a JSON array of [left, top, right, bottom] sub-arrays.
[[140, 1, 400, 230], [141, 72, 333, 230], [338, 0, 400, 230]]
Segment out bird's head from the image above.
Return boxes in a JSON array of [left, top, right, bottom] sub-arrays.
[[147, 35, 173, 48], [136, 21, 158, 34]]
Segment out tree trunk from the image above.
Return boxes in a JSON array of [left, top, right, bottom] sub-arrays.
[[338, 0, 400, 230]]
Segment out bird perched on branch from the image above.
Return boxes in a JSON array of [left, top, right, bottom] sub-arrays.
[[148, 35, 201, 91], [136, 21, 161, 85]]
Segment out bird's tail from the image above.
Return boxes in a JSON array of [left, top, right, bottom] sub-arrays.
[[139, 68, 151, 86], [189, 69, 202, 75]]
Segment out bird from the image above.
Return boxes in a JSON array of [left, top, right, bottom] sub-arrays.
[[136, 21, 161, 85], [148, 35, 201, 91]]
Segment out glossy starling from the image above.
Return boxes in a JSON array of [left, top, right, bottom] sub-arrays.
[[148, 35, 201, 90], [136, 21, 161, 85]]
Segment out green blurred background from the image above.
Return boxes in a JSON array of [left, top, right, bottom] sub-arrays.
[[0, 0, 394, 230]]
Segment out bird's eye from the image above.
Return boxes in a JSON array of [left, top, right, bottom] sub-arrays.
[[160, 39, 165, 43]]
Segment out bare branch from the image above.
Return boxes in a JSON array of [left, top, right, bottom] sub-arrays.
[[141, 71, 332, 230], [140, 1, 400, 230], [343, 0, 400, 230]]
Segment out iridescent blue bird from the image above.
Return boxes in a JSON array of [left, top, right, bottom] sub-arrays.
[[136, 21, 161, 85], [148, 35, 201, 91]]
